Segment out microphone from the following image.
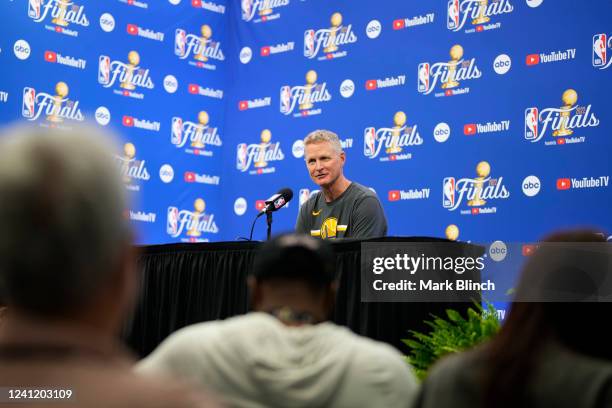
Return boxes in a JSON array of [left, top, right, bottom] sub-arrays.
[[261, 187, 293, 214], [248, 188, 293, 241]]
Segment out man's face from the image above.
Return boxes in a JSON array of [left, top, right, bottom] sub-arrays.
[[304, 141, 345, 188]]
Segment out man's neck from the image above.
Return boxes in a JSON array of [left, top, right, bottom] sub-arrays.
[[322, 177, 351, 202]]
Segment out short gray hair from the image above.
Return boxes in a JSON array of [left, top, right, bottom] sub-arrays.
[[0, 124, 130, 315], [304, 129, 343, 154]]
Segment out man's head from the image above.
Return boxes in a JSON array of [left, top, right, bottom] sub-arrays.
[[303, 130, 345, 189], [0, 124, 134, 331], [249, 234, 337, 322]]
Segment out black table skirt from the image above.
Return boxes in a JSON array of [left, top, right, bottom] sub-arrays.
[[125, 237, 482, 358]]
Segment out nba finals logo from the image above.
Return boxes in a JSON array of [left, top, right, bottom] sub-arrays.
[[280, 70, 332, 117], [171, 111, 222, 156], [443, 161, 510, 214], [21, 81, 84, 124], [236, 129, 284, 174], [593, 33, 612, 69], [175, 25, 225, 69], [525, 89, 600, 145], [28, 0, 89, 36], [418, 44, 482, 97], [241, 0, 290, 23], [363, 111, 423, 162], [98, 51, 154, 98], [167, 198, 219, 242], [114, 143, 150, 192], [447, 0, 513, 33], [304, 12, 357, 60]]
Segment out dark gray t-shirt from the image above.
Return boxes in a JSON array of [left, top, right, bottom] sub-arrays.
[[295, 182, 387, 239]]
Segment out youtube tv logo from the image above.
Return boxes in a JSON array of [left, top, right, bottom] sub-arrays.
[[522, 244, 537, 256], [388, 190, 400, 201], [255, 200, 266, 211], [122, 115, 134, 127], [463, 124, 477, 135], [127, 24, 138, 35], [192, 0, 202, 7], [526, 54, 540, 66], [556, 178, 571, 190], [184, 172, 196, 182], [365, 80, 377, 90], [44, 50, 57, 63], [238, 100, 248, 110], [260, 46, 270, 57], [393, 19, 405, 30], [188, 84, 199, 94]]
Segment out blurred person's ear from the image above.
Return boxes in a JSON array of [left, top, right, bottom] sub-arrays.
[[104, 243, 139, 333]]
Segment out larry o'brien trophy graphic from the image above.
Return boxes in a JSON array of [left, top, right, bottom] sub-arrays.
[[255, 129, 272, 168], [192, 111, 209, 148], [325, 12, 342, 53], [51, 0, 70, 26], [553, 89, 577, 137], [122, 143, 136, 184], [472, 0, 490, 25], [388, 111, 406, 154], [195, 25, 212, 62], [121, 51, 140, 90], [445, 224, 459, 241], [300, 70, 317, 110], [467, 161, 490, 207], [187, 198, 206, 237], [442, 45, 463, 89], [47, 81, 69, 123]]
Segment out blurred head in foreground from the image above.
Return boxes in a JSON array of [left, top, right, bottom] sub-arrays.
[[0, 124, 135, 333], [249, 233, 337, 324]]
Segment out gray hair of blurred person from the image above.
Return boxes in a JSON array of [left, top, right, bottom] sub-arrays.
[[0, 123, 131, 316], [303, 129, 343, 154]]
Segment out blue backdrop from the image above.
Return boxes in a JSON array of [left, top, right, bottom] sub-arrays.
[[1, 0, 610, 244]]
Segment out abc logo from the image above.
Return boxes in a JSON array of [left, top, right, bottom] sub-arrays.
[[99, 13, 116, 32], [159, 164, 174, 183], [234, 197, 247, 216], [239, 47, 252, 64], [95, 106, 111, 126], [366, 20, 382, 39], [13, 40, 31, 60], [339, 79, 355, 98], [292, 139, 305, 158], [489, 240, 508, 262], [493, 54, 511, 75], [433, 122, 451, 143], [526, 0, 544, 8], [168, 0, 182, 5], [163, 75, 178, 93], [522, 175, 541, 197]]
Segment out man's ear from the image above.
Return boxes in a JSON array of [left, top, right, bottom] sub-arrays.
[[339, 151, 346, 165]]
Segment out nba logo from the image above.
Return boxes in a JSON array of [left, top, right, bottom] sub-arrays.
[[443, 177, 456, 209], [418, 63, 430, 93], [236, 143, 248, 171], [167, 206, 179, 236], [447, 0, 460, 30], [279, 86, 291, 114], [524, 108, 539, 140], [363, 127, 376, 157], [593, 34, 607, 67], [299, 189, 310, 207], [241, 0, 253, 21], [175, 29, 187, 57], [98, 55, 111, 85], [304, 30, 315, 57], [28, 0, 41, 19], [171, 117, 183, 145], [22, 87, 36, 119]]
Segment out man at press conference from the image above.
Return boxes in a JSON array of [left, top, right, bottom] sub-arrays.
[[295, 129, 387, 239]]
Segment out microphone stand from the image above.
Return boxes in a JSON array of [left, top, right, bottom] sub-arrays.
[[266, 210, 273, 240]]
